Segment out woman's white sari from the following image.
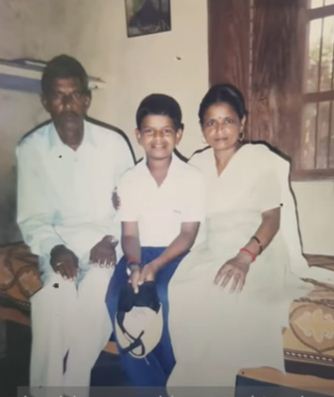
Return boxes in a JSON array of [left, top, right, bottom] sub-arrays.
[[167, 143, 334, 387]]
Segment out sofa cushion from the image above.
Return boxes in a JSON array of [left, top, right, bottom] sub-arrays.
[[284, 254, 334, 378], [0, 242, 41, 313]]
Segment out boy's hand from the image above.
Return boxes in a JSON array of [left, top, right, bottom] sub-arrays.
[[128, 264, 141, 294], [137, 262, 159, 286], [128, 262, 159, 293]]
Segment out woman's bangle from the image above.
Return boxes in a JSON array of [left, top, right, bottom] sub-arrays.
[[239, 247, 257, 262], [251, 235, 263, 254]]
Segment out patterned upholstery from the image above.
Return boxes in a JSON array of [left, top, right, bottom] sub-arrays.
[[284, 254, 334, 377], [0, 243, 40, 311], [0, 242, 40, 325]]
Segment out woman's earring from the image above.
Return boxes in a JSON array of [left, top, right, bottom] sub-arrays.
[[238, 129, 245, 142]]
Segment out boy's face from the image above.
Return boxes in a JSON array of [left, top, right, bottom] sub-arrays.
[[136, 115, 183, 160]]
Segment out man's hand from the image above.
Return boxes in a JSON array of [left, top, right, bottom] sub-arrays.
[[89, 235, 118, 267], [50, 244, 79, 280]]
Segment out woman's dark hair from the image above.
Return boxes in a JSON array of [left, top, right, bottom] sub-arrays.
[[136, 94, 184, 130], [41, 54, 90, 97], [198, 83, 247, 125]]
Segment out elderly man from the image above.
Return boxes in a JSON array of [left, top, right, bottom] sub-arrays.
[[16, 54, 133, 388]]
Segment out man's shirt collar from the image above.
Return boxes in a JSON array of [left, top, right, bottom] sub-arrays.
[[48, 119, 96, 152]]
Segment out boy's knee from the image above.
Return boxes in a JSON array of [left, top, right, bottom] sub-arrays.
[[156, 284, 169, 305]]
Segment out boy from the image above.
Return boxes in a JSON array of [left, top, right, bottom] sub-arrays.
[[106, 94, 205, 386]]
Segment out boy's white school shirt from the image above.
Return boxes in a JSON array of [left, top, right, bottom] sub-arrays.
[[117, 154, 206, 247]]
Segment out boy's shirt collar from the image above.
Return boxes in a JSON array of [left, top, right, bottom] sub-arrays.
[[141, 153, 181, 186], [142, 152, 179, 171]]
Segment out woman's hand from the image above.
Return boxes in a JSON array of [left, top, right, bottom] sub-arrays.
[[128, 262, 159, 293], [213, 206, 280, 293], [214, 251, 252, 293]]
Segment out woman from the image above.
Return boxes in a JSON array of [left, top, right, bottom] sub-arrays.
[[167, 84, 334, 387]]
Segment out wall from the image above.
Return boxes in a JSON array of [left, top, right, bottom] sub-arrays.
[[292, 181, 334, 255], [86, 0, 209, 158], [0, 0, 333, 255]]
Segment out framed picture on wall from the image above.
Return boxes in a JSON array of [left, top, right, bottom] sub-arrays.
[[125, 0, 171, 37]]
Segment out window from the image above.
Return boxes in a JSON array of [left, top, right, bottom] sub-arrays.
[[299, 0, 334, 177], [208, 0, 334, 179]]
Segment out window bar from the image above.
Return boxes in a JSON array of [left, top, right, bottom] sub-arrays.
[[327, 39, 334, 168], [248, 0, 254, 140], [301, 7, 311, 171], [314, 16, 325, 168]]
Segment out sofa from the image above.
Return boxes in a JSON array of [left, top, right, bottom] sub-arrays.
[[1, 242, 334, 389]]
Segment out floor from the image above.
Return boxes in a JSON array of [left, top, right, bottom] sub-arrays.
[[0, 321, 31, 396], [2, 318, 333, 397], [0, 320, 129, 397]]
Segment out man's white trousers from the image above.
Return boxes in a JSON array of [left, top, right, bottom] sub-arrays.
[[29, 266, 113, 388]]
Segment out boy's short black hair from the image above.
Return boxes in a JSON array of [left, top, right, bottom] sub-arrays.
[[41, 54, 90, 97], [136, 94, 184, 130]]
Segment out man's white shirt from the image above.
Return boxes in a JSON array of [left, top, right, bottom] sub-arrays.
[[16, 120, 133, 261]]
